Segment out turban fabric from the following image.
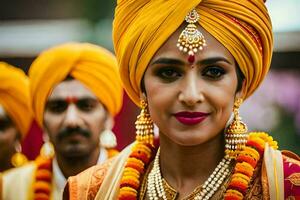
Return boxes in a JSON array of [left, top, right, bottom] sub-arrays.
[[113, 0, 273, 106], [29, 43, 123, 127], [0, 62, 32, 138]]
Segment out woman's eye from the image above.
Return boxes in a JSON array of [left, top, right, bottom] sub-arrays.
[[156, 67, 181, 80], [203, 67, 225, 79]]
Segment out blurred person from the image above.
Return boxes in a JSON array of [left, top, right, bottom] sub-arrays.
[[65, 0, 300, 199], [0, 62, 31, 172], [2, 43, 123, 200]]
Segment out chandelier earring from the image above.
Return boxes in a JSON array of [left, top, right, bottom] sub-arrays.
[[225, 98, 248, 159], [135, 99, 154, 146]]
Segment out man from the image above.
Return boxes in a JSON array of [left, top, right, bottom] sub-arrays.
[[2, 43, 123, 199], [0, 62, 32, 172]]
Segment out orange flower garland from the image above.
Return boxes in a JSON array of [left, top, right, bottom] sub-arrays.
[[224, 132, 278, 200], [119, 142, 155, 200], [33, 156, 53, 200]]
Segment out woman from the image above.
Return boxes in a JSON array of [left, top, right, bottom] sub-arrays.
[[65, 0, 300, 199], [0, 62, 31, 172]]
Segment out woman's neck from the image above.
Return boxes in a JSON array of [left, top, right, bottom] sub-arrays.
[[158, 132, 225, 197]]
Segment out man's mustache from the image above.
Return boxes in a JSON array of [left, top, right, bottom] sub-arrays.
[[57, 127, 91, 140]]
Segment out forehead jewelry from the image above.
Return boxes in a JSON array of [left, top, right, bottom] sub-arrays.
[[177, 8, 207, 64]]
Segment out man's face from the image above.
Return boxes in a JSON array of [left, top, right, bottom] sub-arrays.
[[43, 79, 108, 159]]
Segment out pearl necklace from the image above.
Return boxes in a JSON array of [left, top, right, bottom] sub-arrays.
[[147, 148, 232, 200]]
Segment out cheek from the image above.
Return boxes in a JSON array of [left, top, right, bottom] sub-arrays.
[[145, 79, 172, 118], [0, 128, 17, 145], [208, 83, 236, 119], [43, 113, 62, 133], [86, 111, 107, 134]]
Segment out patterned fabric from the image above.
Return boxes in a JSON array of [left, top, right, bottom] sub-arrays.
[[282, 151, 300, 199], [67, 159, 113, 200]]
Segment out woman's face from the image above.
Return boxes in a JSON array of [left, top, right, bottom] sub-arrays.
[[143, 26, 242, 146]]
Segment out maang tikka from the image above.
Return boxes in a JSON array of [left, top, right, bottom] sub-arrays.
[[135, 100, 154, 146], [177, 8, 207, 64], [225, 98, 248, 159]]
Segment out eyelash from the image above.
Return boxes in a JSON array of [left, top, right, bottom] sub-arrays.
[[155, 67, 182, 81], [202, 66, 226, 79]]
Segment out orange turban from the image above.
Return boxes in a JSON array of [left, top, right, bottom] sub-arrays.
[[29, 43, 123, 127], [0, 62, 32, 138], [113, 0, 273, 106]]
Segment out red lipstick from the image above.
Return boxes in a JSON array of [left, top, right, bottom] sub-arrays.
[[173, 111, 209, 125]]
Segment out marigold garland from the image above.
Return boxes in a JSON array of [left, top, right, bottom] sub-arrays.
[[33, 156, 53, 200], [224, 132, 278, 200], [118, 142, 155, 200]]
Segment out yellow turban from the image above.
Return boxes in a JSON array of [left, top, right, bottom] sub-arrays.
[[113, 0, 273, 106], [0, 62, 32, 138], [29, 43, 123, 127]]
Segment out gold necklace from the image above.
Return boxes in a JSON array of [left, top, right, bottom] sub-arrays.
[[147, 148, 232, 200]]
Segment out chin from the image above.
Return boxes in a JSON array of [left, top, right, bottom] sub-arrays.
[[167, 134, 207, 146]]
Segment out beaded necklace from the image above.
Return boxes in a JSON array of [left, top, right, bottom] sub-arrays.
[[147, 148, 232, 200]]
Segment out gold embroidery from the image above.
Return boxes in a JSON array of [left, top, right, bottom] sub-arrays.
[[283, 154, 300, 167], [286, 173, 300, 186], [87, 160, 113, 200]]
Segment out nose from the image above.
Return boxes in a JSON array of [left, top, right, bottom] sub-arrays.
[[178, 72, 204, 106], [63, 104, 84, 128]]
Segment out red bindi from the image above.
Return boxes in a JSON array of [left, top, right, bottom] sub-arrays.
[[188, 54, 195, 64], [65, 96, 78, 104]]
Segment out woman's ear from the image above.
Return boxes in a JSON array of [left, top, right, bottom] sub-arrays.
[[139, 92, 147, 101], [236, 79, 247, 100]]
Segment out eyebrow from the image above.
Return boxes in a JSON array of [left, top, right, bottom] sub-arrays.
[[151, 58, 185, 66], [151, 57, 232, 66], [197, 57, 232, 66]]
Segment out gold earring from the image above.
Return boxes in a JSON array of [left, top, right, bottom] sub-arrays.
[[11, 141, 28, 167], [135, 100, 154, 146], [225, 98, 248, 159]]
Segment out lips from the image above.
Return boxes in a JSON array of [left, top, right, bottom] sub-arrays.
[[173, 111, 209, 125]]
